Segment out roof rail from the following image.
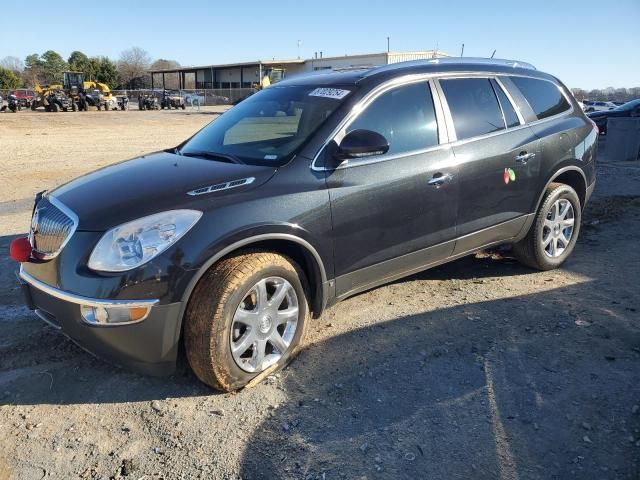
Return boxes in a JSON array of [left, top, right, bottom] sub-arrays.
[[426, 57, 537, 70], [365, 57, 537, 77]]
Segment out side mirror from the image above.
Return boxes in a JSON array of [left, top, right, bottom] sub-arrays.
[[336, 129, 389, 160]]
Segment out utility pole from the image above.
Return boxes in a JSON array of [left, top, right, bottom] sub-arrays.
[[387, 36, 390, 53], [297, 40, 302, 59], [460, 43, 465, 57]]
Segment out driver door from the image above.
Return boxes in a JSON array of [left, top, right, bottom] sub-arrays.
[[323, 80, 459, 298]]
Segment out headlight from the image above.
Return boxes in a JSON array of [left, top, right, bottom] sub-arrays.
[[88, 210, 202, 272]]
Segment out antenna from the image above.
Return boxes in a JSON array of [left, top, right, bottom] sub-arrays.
[[387, 36, 390, 53], [460, 43, 465, 57], [490, 49, 496, 59], [297, 40, 302, 59]]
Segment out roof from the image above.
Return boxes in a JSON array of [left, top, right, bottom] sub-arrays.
[[149, 58, 305, 74], [147, 51, 454, 74], [276, 57, 545, 88]]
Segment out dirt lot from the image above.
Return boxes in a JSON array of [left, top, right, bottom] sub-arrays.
[[0, 111, 639, 480]]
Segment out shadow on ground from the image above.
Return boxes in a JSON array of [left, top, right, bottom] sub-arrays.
[[238, 276, 640, 480]]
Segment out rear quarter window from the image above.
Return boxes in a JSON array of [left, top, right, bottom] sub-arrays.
[[510, 77, 571, 120]]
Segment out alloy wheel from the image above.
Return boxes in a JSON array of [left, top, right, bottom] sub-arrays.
[[230, 277, 299, 373], [541, 199, 575, 258]]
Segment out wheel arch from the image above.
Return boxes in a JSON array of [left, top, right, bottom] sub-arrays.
[[178, 234, 329, 333], [537, 166, 588, 211]]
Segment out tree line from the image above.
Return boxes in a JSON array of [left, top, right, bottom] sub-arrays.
[[571, 87, 640, 103], [0, 47, 180, 90]]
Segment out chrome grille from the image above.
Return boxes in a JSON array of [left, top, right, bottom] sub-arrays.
[[29, 197, 78, 259]]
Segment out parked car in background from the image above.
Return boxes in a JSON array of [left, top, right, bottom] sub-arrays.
[[12, 58, 597, 392], [182, 91, 205, 107], [14, 89, 34, 109], [583, 101, 617, 113], [587, 99, 640, 134]]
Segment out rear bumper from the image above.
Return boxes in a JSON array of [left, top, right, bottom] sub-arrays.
[[18, 269, 182, 376]]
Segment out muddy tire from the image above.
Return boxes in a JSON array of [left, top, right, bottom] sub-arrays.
[[513, 182, 582, 270], [184, 251, 310, 391]]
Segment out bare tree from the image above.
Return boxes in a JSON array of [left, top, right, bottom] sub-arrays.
[[150, 59, 181, 71], [118, 47, 152, 89], [1, 56, 24, 75], [150, 59, 182, 89]]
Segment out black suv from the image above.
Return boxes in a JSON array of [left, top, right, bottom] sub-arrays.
[[13, 58, 597, 391]]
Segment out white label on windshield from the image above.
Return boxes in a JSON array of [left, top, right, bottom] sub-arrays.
[[309, 88, 350, 100], [264, 154, 278, 160]]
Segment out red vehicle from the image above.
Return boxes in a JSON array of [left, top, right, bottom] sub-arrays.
[[13, 89, 34, 108]]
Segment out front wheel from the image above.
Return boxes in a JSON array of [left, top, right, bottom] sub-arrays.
[[184, 251, 310, 391], [513, 182, 582, 270]]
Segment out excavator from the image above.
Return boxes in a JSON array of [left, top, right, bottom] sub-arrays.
[[83, 79, 117, 110], [253, 67, 286, 90], [31, 82, 67, 111], [32, 71, 116, 111]]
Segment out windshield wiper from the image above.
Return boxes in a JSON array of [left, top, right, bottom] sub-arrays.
[[179, 150, 244, 164]]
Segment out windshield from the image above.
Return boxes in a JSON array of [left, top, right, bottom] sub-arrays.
[[179, 85, 351, 166]]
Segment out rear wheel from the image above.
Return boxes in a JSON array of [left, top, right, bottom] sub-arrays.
[[184, 251, 310, 391], [513, 182, 582, 270]]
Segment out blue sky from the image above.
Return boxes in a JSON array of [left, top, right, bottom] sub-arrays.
[[2, 0, 638, 89]]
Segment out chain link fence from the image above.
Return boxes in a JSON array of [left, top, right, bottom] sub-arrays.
[[0, 88, 257, 110], [111, 88, 257, 108]]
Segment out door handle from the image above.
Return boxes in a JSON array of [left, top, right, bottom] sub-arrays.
[[515, 152, 536, 164], [428, 173, 453, 187]]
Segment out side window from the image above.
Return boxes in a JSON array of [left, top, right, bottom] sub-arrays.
[[491, 79, 520, 128], [440, 78, 505, 140], [510, 76, 570, 120], [347, 82, 438, 155]]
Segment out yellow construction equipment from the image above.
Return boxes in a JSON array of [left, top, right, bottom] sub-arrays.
[[32, 72, 117, 111], [253, 67, 286, 90]]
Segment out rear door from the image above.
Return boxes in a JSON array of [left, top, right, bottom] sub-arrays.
[[436, 76, 541, 253], [323, 80, 459, 297]]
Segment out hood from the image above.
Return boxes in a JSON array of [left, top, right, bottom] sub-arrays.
[[51, 151, 277, 231]]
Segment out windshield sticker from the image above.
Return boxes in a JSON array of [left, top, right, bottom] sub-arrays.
[[264, 154, 278, 160], [309, 88, 351, 100]]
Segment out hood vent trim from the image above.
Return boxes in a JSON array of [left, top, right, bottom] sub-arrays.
[[187, 177, 255, 196]]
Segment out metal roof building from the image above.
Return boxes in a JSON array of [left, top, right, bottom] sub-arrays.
[[148, 50, 452, 90]]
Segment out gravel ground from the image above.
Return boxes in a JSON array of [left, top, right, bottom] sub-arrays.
[[0, 112, 639, 480]]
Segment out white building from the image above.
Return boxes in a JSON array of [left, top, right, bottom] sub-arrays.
[[149, 50, 451, 90]]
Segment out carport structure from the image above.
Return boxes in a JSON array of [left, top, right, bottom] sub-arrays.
[[149, 59, 306, 90]]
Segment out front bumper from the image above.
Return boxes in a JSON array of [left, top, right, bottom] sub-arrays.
[[18, 269, 182, 376]]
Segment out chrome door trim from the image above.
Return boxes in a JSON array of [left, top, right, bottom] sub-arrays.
[[494, 76, 525, 125], [429, 78, 452, 145], [310, 71, 575, 172]]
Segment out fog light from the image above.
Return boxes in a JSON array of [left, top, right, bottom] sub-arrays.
[[80, 305, 151, 325]]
